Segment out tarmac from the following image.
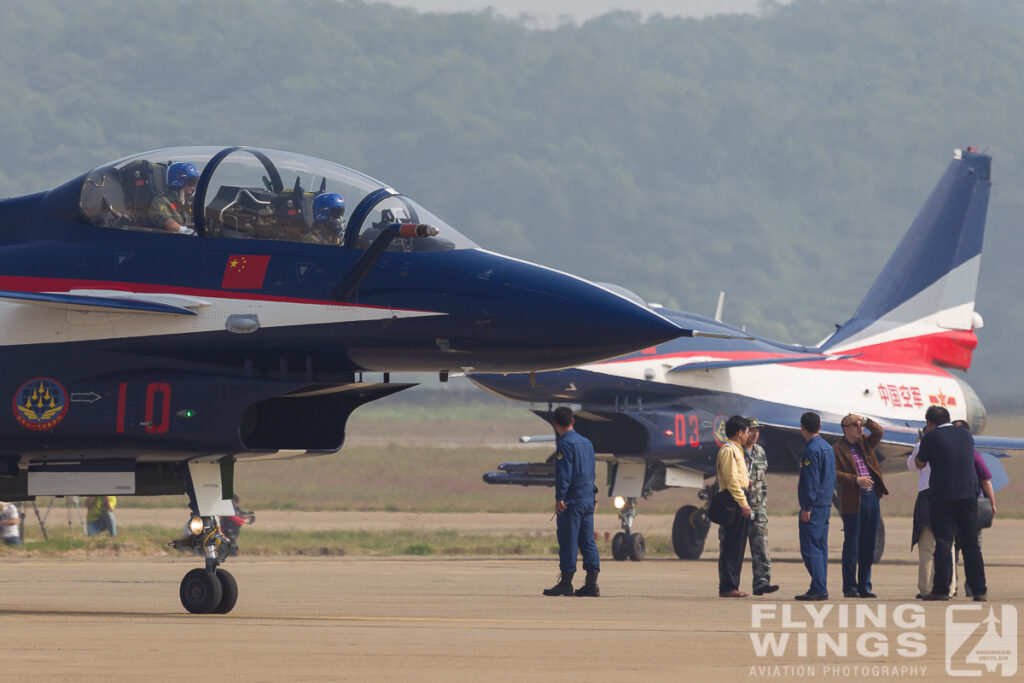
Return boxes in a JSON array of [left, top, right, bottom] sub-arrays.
[[3, 514, 1022, 681]]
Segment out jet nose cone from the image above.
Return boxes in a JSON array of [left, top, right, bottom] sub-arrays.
[[557, 283, 679, 361], [473, 256, 679, 371]]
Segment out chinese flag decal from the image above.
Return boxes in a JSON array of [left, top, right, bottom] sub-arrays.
[[221, 255, 271, 289]]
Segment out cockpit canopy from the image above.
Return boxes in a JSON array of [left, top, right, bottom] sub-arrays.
[[78, 146, 476, 251]]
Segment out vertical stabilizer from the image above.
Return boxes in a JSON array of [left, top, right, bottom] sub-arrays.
[[819, 148, 991, 370]]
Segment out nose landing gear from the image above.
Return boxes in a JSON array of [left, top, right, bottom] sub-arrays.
[[611, 497, 646, 561], [171, 516, 239, 614]]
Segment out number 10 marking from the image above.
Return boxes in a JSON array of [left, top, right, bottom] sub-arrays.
[[116, 381, 172, 434]]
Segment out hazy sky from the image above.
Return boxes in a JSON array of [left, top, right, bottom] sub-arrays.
[[368, 0, 783, 25]]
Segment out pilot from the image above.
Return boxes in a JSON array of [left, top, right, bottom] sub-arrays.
[[307, 192, 345, 245], [149, 162, 199, 233]]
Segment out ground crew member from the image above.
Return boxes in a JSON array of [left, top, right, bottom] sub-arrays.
[[0, 502, 22, 546], [795, 412, 834, 600], [543, 406, 601, 597], [744, 417, 778, 595], [85, 495, 117, 537], [149, 162, 198, 232], [834, 413, 887, 598]]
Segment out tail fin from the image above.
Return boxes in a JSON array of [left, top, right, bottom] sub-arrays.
[[819, 148, 991, 371]]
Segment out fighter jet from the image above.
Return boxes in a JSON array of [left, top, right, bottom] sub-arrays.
[[470, 148, 1022, 562], [0, 145, 681, 612]]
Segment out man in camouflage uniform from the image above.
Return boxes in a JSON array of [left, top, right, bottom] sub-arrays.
[[745, 417, 779, 595]]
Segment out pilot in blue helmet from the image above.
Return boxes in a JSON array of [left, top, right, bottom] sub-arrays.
[[149, 162, 199, 233], [308, 192, 345, 245]]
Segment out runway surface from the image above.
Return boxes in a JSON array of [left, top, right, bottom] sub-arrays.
[[4, 517, 1022, 681]]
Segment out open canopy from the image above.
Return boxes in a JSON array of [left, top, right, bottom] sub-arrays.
[[77, 146, 477, 251]]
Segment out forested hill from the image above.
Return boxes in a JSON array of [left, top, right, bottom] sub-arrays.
[[2, 0, 1023, 401]]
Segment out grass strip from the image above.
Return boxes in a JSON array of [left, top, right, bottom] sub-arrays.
[[1, 525, 677, 559]]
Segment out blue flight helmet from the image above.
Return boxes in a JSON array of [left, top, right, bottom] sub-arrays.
[[167, 162, 200, 190], [313, 193, 345, 222]]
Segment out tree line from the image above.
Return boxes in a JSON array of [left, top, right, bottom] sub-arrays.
[[2, 0, 1022, 399]]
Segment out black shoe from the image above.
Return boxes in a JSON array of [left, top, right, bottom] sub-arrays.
[[542, 571, 575, 596], [973, 593, 988, 602], [920, 593, 950, 601], [843, 591, 858, 598], [858, 591, 877, 599], [915, 593, 924, 600], [574, 569, 600, 597], [794, 592, 828, 601], [753, 584, 779, 596]]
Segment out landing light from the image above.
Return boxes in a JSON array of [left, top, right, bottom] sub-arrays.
[[614, 496, 626, 510], [188, 516, 205, 535]]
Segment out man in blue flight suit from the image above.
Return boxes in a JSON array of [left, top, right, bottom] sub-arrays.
[[543, 406, 601, 597], [796, 411, 836, 600]]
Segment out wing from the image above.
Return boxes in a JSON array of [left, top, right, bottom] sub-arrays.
[[0, 289, 209, 315]]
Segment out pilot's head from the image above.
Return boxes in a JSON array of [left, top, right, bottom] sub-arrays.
[[167, 162, 199, 195], [313, 193, 346, 223]]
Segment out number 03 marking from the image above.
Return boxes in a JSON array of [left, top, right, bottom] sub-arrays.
[[674, 413, 700, 448]]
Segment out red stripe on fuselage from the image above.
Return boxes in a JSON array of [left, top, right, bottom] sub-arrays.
[[0, 275, 431, 313], [595, 348, 953, 377]]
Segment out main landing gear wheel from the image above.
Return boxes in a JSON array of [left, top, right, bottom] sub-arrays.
[[628, 533, 646, 561], [672, 505, 710, 560], [213, 568, 239, 614], [180, 568, 223, 614], [611, 532, 628, 561]]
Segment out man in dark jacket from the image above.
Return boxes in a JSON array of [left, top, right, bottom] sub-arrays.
[[833, 414, 888, 598], [916, 406, 987, 601], [543, 407, 601, 597]]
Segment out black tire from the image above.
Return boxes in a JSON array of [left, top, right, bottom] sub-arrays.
[[628, 533, 646, 561], [672, 505, 708, 560], [873, 517, 886, 564], [611, 532, 629, 561], [213, 568, 239, 614], [180, 568, 223, 614]]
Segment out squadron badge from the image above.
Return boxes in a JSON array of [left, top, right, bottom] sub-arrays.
[[12, 377, 69, 431], [712, 415, 728, 446]]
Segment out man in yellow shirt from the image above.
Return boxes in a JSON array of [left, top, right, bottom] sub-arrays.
[[717, 415, 752, 597], [85, 496, 117, 537]]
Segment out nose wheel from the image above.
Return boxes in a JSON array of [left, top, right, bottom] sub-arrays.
[[179, 567, 238, 614], [171, 515, 240, 614], [611, 497, 646, 561]]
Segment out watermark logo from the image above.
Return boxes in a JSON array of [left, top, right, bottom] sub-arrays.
[[748, 603, 1021, 678], [946, 605, 1017, 677]]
